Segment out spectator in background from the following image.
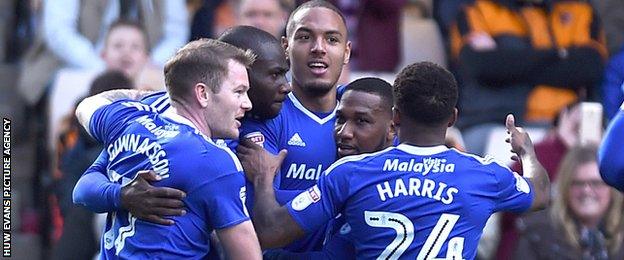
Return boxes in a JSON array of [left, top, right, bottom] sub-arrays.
[[48, 19, 159, 174], [602, 47, 624, 121], [592, 0, 624, 58], [51, 70, 133, 260], [330, 0, 406, 72], [449, 0, 605, 156], [100, 20, 149, 86], [207, 0, 293, 48], [237, 0, 293, 39], [18, 0, 188, 106], [432, 0, 473, 60], [514, 145, 624, 259], [190, 0, 225, 40]]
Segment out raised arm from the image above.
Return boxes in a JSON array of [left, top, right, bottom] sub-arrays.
[[236, 140, 305, 248], [506, 114, 551, 211], [75, 89, 153, 131]]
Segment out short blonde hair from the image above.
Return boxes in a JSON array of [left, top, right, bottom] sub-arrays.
[[164, 39, 256, 99]]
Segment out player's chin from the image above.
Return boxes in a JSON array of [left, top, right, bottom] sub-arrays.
[[215, 128, 238, 140], [229, 128, 240, 139], [303, 80, 334, 94], [268, 104, 282, 117]]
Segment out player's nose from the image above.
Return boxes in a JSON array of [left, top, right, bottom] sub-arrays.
[[311, 36, 327, 54], [336, 122, 353, 139], [241, 92, 252, 111], [280, 81, 292, 94]]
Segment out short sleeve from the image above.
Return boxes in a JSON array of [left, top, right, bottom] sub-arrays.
[[286, 165, 351, 233], [491, 163, 534, 213], [240, 117, 280, 155]]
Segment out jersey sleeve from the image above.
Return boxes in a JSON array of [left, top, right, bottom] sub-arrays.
[[490, 162, 533, 213], [72, 150, 122, 213], [286, 164, 351, 233], [599, 107, 624, 192], [240, 118, 283, 189], [88, 100, 151, 144], [240, 118, 280, 155]]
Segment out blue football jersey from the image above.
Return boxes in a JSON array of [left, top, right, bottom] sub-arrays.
[[240, 92, 338, 252], [599, 104, 624, 191], [88, 99, 250, 259], [241, 92, 338, 190], [286, 144, 533, 259]]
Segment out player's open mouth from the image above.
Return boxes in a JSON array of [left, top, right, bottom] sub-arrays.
[[308, 61, 328, 75]]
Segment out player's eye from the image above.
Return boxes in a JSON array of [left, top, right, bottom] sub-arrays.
[[296, 34, 310, 41], [335, 115, 345, 124], [357, 118, 370, 125], [327, 36, 339, 44]]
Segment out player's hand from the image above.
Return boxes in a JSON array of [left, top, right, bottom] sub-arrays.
[[505, 114, 535, 161], [121, 170, 186, 225], [237, 139, 288, 183]]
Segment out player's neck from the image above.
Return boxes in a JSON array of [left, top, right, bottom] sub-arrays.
[[169, 100, 212, 138], [398, 124, 446, 147], [292, 84, 337, 113]]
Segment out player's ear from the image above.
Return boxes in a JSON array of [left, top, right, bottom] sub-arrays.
[[343, 41, 352, 64], [195, 83, 210, 107], [447, 108, 458, 127], [387, 120, 396, 143], [392, 107, 401, 128]]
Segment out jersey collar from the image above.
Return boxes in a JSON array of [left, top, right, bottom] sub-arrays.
[[396, 144, 449, 155], [288, 92, 338, 125], [161, 107, 213, 143]]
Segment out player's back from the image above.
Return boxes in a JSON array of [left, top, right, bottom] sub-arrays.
[[91, 100, 249, 259], [331, 144, 532, 259]]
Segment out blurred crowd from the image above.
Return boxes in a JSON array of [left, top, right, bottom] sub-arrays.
[[1, 0, 624, 259]]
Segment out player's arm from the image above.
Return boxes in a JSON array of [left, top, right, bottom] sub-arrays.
[[193, 151, 263, 259], [75, 89, 154, 131], [599, 106, 624, 191], [237, 139, 305, 248], [505, 114, 550, 211], [73, 151, 122, 213], [73, 151, 186, 224], [216, 221, 262, 260]]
